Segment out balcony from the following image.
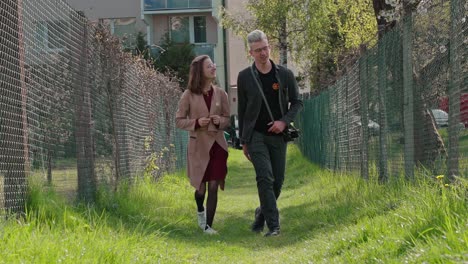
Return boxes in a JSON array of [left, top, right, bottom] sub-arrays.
[[144, 0, 212, 11], [193, 43, 214, 59], [150, 43, 214, 61]]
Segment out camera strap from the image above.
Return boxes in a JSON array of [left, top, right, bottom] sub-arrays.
[[250, 66, 276, 124]]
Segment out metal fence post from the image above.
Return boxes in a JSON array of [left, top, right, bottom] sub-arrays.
[[447, 0, 463, 180], [74, 12, 96, 202], [0, 0, 27, 214], [359, 45, 369, 180], [378, 38, 388, 183], [402, 14, 415, 180]]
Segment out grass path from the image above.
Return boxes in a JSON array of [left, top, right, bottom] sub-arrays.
[[141, 145, 324, 263], [1, 144, 467, 263]]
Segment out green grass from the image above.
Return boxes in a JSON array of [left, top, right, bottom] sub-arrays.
[[1, 145, 467, 263]]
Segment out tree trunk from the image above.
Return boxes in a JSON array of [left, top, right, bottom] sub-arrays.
[[372, 0, 396, 39], [413, 75, 447, 168], [278, 18, 287, 67]]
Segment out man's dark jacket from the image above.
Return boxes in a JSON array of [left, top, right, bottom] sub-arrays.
[[237, 61, 303, 144]]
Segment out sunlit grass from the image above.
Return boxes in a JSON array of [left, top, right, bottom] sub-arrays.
[[0, 145, 467, 263]]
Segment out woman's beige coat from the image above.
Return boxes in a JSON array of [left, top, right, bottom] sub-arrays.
[[176, 86, 230, 190]]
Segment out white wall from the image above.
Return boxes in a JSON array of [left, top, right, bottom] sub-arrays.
[[224, 0, 251, 115], [225, 0, 250, 89], [65, 0, 141, 20]]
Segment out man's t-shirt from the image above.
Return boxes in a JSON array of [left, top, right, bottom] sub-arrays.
[[254, 66, 282, 135]]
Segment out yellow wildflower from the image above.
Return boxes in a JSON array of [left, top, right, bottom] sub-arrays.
[[436, 175, 444, 179]]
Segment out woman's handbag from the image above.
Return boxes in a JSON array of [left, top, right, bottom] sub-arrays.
[[250, 66, 300, 142]]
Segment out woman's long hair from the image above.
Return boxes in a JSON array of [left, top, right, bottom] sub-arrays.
[[187, 55, 210, 94]]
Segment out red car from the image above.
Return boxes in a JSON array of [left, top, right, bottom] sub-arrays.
[[439, 93, 468, 128]]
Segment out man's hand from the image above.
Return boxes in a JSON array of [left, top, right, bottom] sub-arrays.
[[267, 120, 287, 134], [242, 144, 251, 162], [198, 117, 211, 127]]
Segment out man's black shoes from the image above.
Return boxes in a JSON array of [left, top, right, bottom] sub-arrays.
[[264, 228, 280, 237], [250, 207, 265, 233]]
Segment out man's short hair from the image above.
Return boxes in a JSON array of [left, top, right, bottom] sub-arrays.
[[247, 30, 267, 46]]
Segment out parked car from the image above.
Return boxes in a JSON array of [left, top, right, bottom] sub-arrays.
[[430, 109, 448, 127], [439, 93, 468, 127], [351, 115, 380, 136], [430, 109, 465, 130], [227, 115, 241, 149]]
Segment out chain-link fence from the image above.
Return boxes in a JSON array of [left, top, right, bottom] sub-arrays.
[[0, 0, 187, 214], [297, 0, 467, 182]]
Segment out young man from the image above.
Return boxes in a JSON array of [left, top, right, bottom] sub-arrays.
[[237, 30, 303, 237]]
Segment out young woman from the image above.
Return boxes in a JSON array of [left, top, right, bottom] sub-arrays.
[[175, 55, 230, 234]]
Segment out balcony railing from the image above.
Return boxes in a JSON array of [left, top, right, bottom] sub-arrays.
[[193, 43, 214, 59], [150, 43, 214, 61], [144, 0, 212, 11]]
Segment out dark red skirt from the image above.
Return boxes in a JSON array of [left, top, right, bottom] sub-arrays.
[[202, 141, 228, 184]]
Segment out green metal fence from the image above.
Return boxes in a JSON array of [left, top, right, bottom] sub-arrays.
[[297, 0, 467, 181], [0, 0, 187, 214]]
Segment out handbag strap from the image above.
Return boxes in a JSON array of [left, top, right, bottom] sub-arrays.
[[250, 66, 275, 123]]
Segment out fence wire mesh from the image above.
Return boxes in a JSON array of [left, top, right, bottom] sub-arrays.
[[297, 0, 467, 181], [0, 0, 186, 214]]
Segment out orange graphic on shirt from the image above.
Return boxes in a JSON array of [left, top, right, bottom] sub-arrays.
[[272, 83, 279, 90]]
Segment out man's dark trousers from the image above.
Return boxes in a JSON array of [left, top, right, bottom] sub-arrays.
[[249, 131, 287, 231]]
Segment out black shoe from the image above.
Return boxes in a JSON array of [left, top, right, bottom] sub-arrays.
[[250, 207, 265, 233], [264, 228, 280, 237]]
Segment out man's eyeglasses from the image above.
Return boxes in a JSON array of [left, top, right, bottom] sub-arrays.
[[252, 45, 270, 53]]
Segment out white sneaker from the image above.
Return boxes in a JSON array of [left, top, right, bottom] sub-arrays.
[[204, 225, 218, 235], [197, 211, 206, 230]]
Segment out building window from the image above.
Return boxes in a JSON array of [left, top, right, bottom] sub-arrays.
[[144, 0, 212, 10], [112, 18, 138, 49], [144, 0, 165, 10], [170, 16, 190, 44], [169, 16, 207, 44], [36, 20, 68, 51], [193, 16, 206, 43]]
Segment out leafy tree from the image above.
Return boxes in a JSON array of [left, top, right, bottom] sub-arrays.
[[221, 0, 302, 67], [295, 0, 376, 90], [336, 0, 377, 49], [153, 33, 195, 90], [134, 31, 151, 60], [127, 31, 194, 90], [221, 0, 376, 91]]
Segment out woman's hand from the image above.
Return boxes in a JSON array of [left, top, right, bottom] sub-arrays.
[[210, 115, 220, 125], [198, 117, 211, 127]]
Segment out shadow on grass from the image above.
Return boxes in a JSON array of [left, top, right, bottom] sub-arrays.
[[152, 193, 399, 251], [29, 145, 403, 252]]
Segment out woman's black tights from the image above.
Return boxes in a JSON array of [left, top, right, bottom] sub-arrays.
[[194, 190, 205, 212], [195, 181, 219, 228]]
